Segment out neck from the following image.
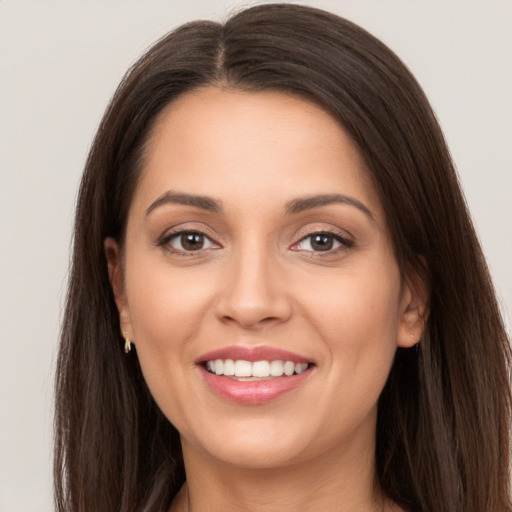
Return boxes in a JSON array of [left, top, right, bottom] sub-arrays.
[[172, 430, 396, 512]]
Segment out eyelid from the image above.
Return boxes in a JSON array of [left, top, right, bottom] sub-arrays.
[[155, 223, 353, 255], [290, 227, 354, 252], [156, 221, 218, 243], [157, 226, 222, 255]]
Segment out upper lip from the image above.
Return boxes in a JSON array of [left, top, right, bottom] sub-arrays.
[[196, 345, 313, 365]]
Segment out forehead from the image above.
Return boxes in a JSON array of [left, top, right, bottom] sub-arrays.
[[146, 87, 362, 165], [133, 87, 381, 219]]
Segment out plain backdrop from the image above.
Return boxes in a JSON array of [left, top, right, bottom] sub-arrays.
[[0, 1, 510, 510]]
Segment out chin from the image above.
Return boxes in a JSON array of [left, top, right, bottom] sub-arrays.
[[196, 442, 309, 471], [180, 414, 332, 471]]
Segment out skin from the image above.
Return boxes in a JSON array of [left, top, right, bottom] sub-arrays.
[[106, 88, 427, 512]]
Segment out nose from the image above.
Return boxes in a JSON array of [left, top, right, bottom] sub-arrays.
[[215, 243, 293, 330]]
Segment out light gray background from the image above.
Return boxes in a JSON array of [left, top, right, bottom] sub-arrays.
[[1, 1, 510, 510]]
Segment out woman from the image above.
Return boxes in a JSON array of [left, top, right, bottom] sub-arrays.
[[54, 4, 511, 511]]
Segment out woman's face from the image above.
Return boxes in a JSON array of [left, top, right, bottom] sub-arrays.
[[107, 88, 424, 470]]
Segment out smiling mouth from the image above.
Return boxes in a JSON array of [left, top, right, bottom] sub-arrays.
[[204, 359, 312, 380], [198, 352, 315, 403]]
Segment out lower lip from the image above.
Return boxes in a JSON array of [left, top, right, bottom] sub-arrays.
[[199, 366, 312, 404]]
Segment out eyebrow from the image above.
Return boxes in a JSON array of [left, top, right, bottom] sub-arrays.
[[285, 194, 374, 220], [146, 191, 223, 216], [145, 191, 374, 220]]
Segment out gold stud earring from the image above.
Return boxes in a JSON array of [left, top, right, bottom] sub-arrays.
[[123, 332, 132, 354]]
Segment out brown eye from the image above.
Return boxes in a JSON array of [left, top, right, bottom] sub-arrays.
[[293, 232, 352, 253], [163, 231, 218, 253], [180, 232, 205, 251], [310, 234, 334, 251]]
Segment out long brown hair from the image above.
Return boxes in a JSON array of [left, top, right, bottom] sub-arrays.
[[54, 4, 511, 511]]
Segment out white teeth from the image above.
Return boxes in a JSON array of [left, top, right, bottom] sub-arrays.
[[283, 361, 295, 376], [214, 359, 224, 376], [223, 359, 235, 376], [252, 360, 270, 377], [269, 360, 284, 376], [205, 359, 310, 377], [295, 363, 308, 374], [234, 360, 252, 377]]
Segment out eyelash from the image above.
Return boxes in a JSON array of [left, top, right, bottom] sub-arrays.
[[157, 228, 354, 256], [291, 229, 354, 254], [158, 229, 219, 256]]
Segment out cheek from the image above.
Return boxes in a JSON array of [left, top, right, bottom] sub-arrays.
[[298, 260, 402, 378], [291, 263, 402, 437], [123, 252, 216, 401], [126, 254, 212, 344]]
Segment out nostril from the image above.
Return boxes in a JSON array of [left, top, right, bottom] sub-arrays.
[[219, 314, 278, 328], [214, 274, 293, 328]]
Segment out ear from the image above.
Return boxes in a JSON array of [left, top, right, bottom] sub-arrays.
[[397, 270, 430, 348], [104, 237, 134, 340]]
